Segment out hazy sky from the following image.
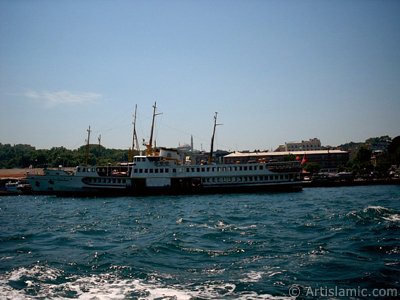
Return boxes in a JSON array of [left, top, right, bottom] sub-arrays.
[[1, 0, 399, 151]]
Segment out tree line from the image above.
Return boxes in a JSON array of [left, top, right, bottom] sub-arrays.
[[0, 143, 138, 168], [345, 136, 400, 177], [1, 135, 399, 172]]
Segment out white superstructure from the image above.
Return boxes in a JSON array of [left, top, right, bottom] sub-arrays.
[[27, 165, 133, 195], [130, 153, 302, 194]]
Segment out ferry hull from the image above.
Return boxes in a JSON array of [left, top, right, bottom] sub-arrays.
[[27, 174, 134, 197], [48, 188, 135, 197], [131, 179, 302, 196]]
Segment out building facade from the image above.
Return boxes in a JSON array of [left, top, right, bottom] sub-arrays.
[[283, 138, 322, 152], [223, 150, 349, 171]]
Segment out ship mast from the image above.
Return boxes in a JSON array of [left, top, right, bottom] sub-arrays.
[[209, 112, 222, 164], [97, 134, 101, 165], [132, 104, 139, 152], [85, 125, 91, 166], [146, 102, 162, 156]]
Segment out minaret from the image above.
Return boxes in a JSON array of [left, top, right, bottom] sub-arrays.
[[85, 126, 91, 166]]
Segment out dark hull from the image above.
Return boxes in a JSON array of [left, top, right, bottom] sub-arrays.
[[130, 180, 303, 196], [27, 181, 303, 197], [46, 187, 136, 197]]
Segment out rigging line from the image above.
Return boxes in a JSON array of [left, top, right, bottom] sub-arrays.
[[156, 117, 207, 143], [157, 118, 236, 151]]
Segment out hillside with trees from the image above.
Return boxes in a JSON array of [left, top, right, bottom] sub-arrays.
[[0, 143, 135, 169], [341, 135, 400, 177]]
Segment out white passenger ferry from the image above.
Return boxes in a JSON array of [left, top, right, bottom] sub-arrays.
[[27, 103, 302, 196], [130, 150, 302, 195], [27, 121, 136, 196], [27, 164, 133, 196], [129, 106, 302, 195]]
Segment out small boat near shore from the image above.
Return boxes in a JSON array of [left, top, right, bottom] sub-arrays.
[[0, 179, 32, 195]]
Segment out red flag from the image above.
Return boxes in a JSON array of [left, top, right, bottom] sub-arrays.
[[301, 154, 307, 165]]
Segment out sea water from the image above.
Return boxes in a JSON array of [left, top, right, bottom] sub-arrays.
[[0, 185, 399, 299]]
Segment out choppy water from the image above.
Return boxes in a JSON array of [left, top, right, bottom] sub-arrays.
[[0, 185, 399, 299]]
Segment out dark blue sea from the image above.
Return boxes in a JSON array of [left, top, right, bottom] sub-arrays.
[[1, 185, 399, 299]]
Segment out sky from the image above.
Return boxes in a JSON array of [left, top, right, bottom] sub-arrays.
[[1, 0, 399, 152]]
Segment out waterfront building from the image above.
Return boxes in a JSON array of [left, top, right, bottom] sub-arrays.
[[223, 149, 349, 170], [277, 138, 322, 152]]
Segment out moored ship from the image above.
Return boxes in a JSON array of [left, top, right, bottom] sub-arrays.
[[27, 103, 303, 196], [27, 164, 134, 196], [129, 104, 302, 195], [130, 152, 302, 195], [27, 122, 136, 196]]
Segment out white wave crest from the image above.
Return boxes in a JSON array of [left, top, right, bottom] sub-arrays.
[[382, 214, 400, 222], [240, 271, 264, 283], [363, 206, 391, 214], [0, 265, 291, 300]]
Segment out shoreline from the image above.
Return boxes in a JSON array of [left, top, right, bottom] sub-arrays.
[[303, 178, 400, 188], [0, 169, 399, 197], [0, 168, 44, 179]]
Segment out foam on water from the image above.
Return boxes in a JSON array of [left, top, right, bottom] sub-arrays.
[[1, 187, 399, 299], [382, 213, 400, 222], [0, 265, 290, 300], [347, 205, 400, 224], [240, 270, 264, 283]]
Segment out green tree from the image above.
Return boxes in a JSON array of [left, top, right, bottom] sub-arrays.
[[32, 149, 48, 167], [388, 136, 400, 165], [355, 146, 372, 163], [351, 146, 373, 176], [284, 154, 296, 161], [303, 162, 321, 174]]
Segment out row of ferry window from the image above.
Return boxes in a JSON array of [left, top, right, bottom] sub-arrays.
[[187, 165, 266, 172], [78, 167, 96, 172], [78, 167, 115, 173], [132, 165, 268, 174], [202, 174, 290, 183], [133, 168, 170, 174], [87, 178, 127, 184]]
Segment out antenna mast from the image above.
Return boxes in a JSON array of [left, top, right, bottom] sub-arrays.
[[97, 134, 101, 164], [209, 112, 222, 164], [146, 101, 162, 156], [132, 104, 140, 152]]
